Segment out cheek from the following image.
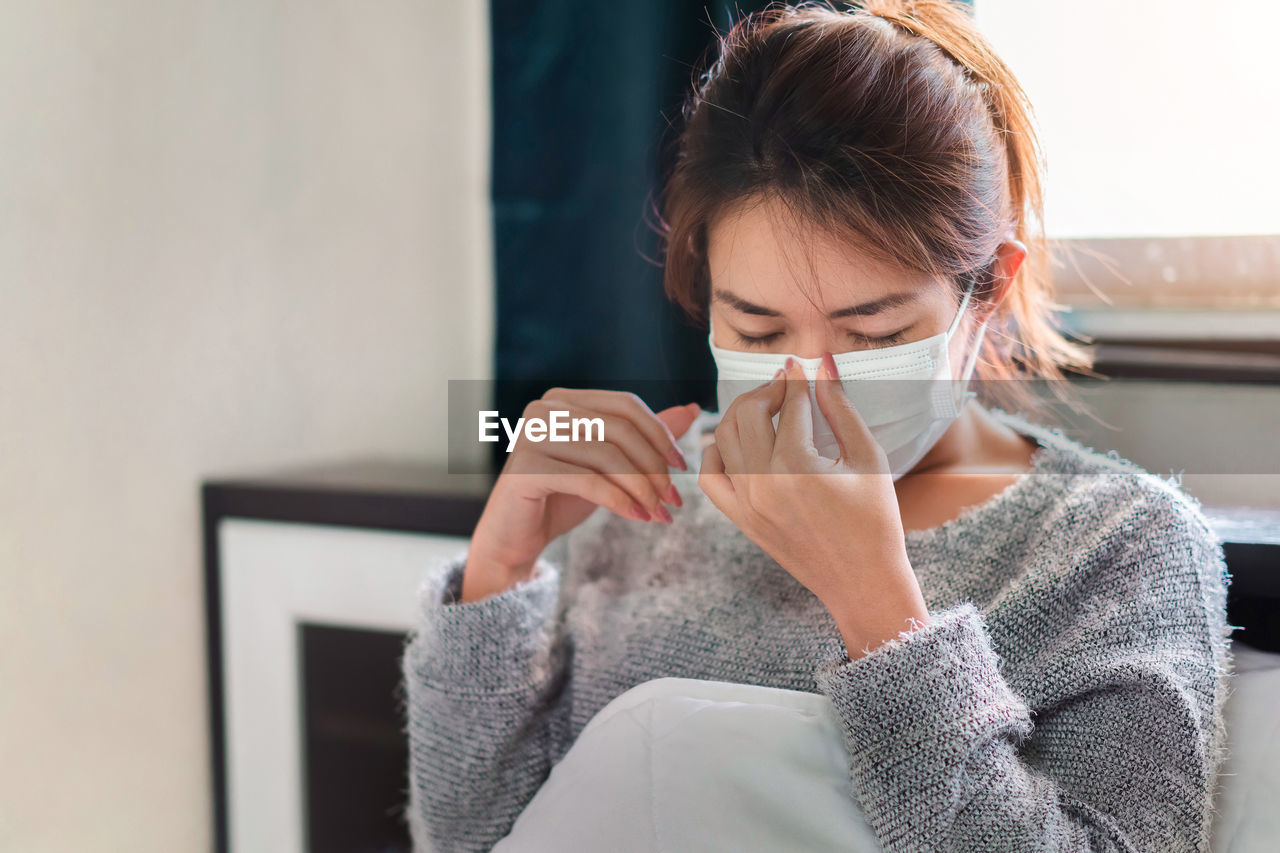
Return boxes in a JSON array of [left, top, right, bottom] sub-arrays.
[[709, 311, 729, 348]]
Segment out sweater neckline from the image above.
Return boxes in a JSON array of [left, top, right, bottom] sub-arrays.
[[902, 408, 1071, 547]]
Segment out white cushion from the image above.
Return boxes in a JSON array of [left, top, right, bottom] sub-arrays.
[[494, 677, 882, 852], [493, 644, 1280, 853], [1211, 641, 1280, 852]]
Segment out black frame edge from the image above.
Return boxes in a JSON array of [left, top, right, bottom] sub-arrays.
[[202, 478, 491, 853]]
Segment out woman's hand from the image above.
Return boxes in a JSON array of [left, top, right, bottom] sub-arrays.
[[698, 354, 930, 659], [462, 389, 702, 602]]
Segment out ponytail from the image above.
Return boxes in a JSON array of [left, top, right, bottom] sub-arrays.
[[861, 1, 1098, 409]]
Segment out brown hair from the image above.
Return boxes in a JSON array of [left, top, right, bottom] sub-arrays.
[[654, 0, 1097, 417]]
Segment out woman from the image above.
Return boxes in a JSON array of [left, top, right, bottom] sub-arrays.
[[401, 2, 1235, 850]]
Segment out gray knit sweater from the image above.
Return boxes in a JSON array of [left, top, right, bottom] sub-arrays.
[[400, 407, 1236, 852]]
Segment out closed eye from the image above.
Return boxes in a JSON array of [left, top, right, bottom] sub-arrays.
[[734, 331, 784, 348], [733, 329, 911, 349], [850, 329, 910, 348]]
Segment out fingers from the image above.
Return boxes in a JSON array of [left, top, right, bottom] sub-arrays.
[[814, 352, 881, 472], [521, 390, 702, 521], [774, 357, 816, 456], [712, 407, 746, 476], [734, 369, 786, 468], [697, 441, 736, 516], [520, 398, 676, 519], [656, 402, 703, 446], [539, 436, 678, 521], [544, 389, 688, 471], [715, 369, 786, 478], [537, 458, 655, 523]]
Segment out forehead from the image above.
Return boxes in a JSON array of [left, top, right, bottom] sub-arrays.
[[706, 196, 933, 310]]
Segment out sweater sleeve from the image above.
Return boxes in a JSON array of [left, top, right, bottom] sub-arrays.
[[812, 490, 1235, 853], [399, 549, 573, 852]]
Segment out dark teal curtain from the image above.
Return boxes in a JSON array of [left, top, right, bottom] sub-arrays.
[[488, 1, 772, 450]]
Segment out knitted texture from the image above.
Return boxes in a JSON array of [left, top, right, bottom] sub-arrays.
[[400, 408, 1236, 852]]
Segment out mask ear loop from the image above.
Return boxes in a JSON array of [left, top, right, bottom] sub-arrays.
[[947, 276, 977, 339], [952, 274, 991, 411]]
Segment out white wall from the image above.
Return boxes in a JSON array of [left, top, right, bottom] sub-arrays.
[[0, 2, 492, 850]]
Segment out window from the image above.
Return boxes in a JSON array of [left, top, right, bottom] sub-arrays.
[[973, 1, 1280, 337]]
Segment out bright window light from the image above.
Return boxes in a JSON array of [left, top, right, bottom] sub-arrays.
[[973, 1, 1280, 239]]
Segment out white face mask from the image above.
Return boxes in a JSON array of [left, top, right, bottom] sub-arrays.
[[708, 279, 988, 480]]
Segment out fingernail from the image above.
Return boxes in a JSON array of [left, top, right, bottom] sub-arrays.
[[822, 351, 838, 380], [784, 356, 797, 371], [654, 504, 674, 524], [632, 503, 651, 521], [773, 368, 785, 382], [668, 448, 687, 470], [665, 483, 682, 507]]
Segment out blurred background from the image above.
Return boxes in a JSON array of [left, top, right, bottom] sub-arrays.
[[2, 1, 1277, 851]]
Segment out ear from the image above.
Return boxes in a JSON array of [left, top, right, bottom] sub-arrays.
[[979, 239, 1026, 319], [988, 239, 1029, 302]]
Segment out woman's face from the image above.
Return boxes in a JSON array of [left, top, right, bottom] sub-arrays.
[[706, 196, 987, 372]]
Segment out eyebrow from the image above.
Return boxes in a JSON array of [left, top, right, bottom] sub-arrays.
[[712, 287, 921, 319]]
